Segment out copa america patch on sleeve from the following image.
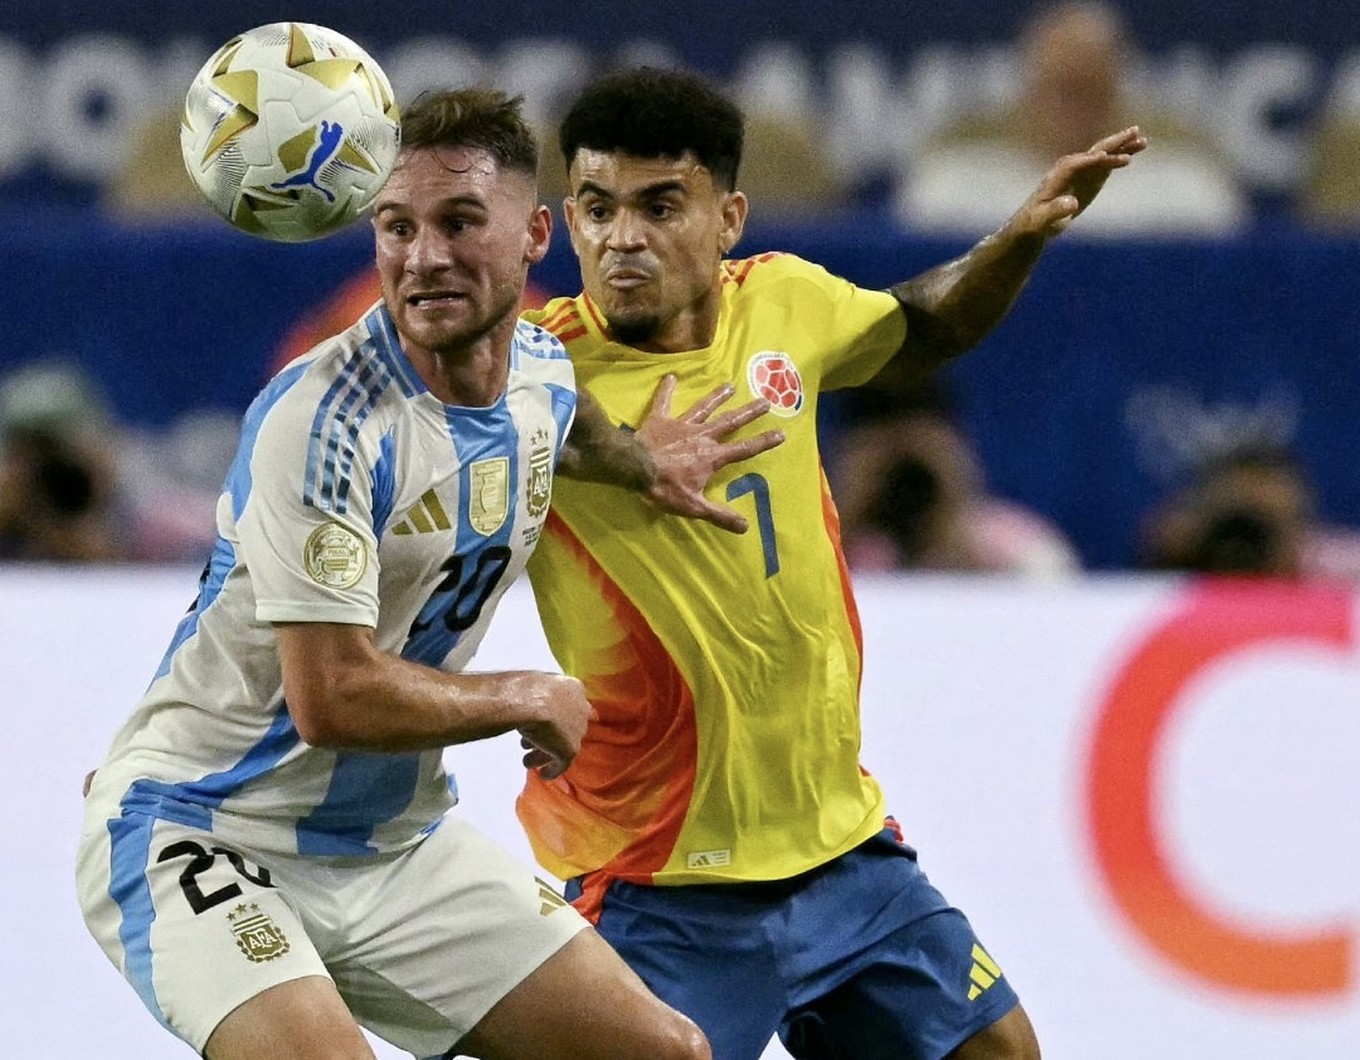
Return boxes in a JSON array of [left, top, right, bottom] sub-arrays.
[[303, 521, 368, 589]]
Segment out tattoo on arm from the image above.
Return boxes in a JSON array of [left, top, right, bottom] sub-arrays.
[[556, 388, 655, 490], [890, 226, 1048, 378]]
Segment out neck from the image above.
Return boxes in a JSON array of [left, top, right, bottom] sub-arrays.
[[623, 279, 724, 354], [405, 316, 515, 407]]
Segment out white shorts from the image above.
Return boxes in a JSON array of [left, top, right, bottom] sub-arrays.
[[76, 810, 588, 1056]]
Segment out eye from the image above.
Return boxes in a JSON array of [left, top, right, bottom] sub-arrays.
[[585, 203, 611, 222], [649, 202, 675, 220]]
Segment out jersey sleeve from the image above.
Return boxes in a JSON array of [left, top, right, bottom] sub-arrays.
[[748, 255, 907, 391], [235, 382, 383, 628]]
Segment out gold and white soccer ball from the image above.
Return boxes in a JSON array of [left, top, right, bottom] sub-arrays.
[[180, 22, 400, 242]]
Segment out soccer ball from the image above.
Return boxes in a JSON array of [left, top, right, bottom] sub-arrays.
[[180, 22, 400, 243]]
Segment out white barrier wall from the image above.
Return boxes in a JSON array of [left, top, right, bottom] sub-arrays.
[[4, 566, 1357, 1058]]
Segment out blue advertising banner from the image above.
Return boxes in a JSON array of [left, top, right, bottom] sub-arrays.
[[4, 212, 1359, 568]]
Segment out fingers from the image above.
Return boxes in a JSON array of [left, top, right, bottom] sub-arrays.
[[1091, 125, 1148, 156], [653, 379, 774, 432], [1031, 197, 1078, 235], [1049, 153, 1125, 189], [523, 744, 571, 779], [709, 428, 786, 468], [704, 396, 774, 436], [648, 373, 679, 418], [1042, 193, 1080, 220], [680, 382, 738, 424], [695, 500, 750, 534]]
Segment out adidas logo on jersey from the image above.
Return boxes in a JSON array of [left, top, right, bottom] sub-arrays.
[[685, 849, 732, 869], [390, 489, 452, 535], [536, 879, 568, 917], [967, 943, 1004, 1000]]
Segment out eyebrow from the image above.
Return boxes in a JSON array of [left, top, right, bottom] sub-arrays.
[[575, 179, 689, 201], [373, 195, 488, 217]]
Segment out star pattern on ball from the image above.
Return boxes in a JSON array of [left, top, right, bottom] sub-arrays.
[[197, 39, 261, 163], [283, 22, 396, 118]]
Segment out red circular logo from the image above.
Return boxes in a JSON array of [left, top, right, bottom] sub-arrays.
[[747, 352, 804, 418]]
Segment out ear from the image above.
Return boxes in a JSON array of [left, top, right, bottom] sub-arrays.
[[718, 190, 748, 255], [525, 204, 553, 266], [563, 196, 581, 258]]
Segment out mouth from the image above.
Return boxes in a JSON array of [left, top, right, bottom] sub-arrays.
[[604, 269, 652, 291], [406, 290, 466, 308]]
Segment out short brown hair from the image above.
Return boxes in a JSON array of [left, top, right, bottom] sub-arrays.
[[399, 88, 539, 176]]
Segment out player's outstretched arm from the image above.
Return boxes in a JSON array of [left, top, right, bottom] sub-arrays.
[[890, 126, 1148, 383], [557, 379, 784, 533]]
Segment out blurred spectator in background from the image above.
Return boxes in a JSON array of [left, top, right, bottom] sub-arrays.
[[830, 377, 1081, 577], [0, 360, 233, 564], [1297, 74, 1360, 228], [118, 408, 237, 562], [738, 109, 846, 218], [0, 362, 127, 561], [896, 0, 1246, 237], [102, 104, 214, 226], [1138, 440, 1360, 579]]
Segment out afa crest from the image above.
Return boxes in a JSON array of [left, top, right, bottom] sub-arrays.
[[526, 429, 553, 519], [227, 903, 291, 963]]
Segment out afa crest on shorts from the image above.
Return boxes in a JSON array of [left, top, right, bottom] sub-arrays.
[[747, 351, 805, 418], [227, 903, 291, 962]]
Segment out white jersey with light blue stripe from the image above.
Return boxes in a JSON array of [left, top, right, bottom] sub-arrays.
[[85, 305, 576, 857]]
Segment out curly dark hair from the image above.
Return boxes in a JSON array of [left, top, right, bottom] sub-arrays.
[[559, 66, 744, 190], [399, 87, 539, 176]]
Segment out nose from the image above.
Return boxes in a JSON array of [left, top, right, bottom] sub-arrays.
[[605, 207, 647, 252], [404, 224, 452, 276]]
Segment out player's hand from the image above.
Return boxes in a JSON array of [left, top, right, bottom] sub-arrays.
[[516, 673, 593, 780], [635, 374, 785, 533], [1013, 126, 1148, 238]]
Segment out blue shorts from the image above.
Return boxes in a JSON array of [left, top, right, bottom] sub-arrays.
[[567, 829, 1020, 1060]]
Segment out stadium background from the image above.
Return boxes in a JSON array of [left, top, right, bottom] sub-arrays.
[[2, 2, 1357, 1057]]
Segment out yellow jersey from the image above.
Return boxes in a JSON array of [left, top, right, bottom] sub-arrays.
[[518, 252, 908, 894]]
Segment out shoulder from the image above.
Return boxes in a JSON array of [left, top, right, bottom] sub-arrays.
[[254, 316, 413, 444], [512, 317, 571, 363], [510, 318, 576, 396], [722, 252, 885, 319], [721, 251, 825, 289], [524, 296, 591, 344], [723, 251, 864, 298]]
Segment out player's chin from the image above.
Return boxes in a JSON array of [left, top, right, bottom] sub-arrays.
[[605, 309, 663, 347], [400, 312, 478, 351]]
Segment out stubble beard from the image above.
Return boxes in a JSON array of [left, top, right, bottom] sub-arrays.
[[404, 284, 522, 357], [606, 311, 662, 348]]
